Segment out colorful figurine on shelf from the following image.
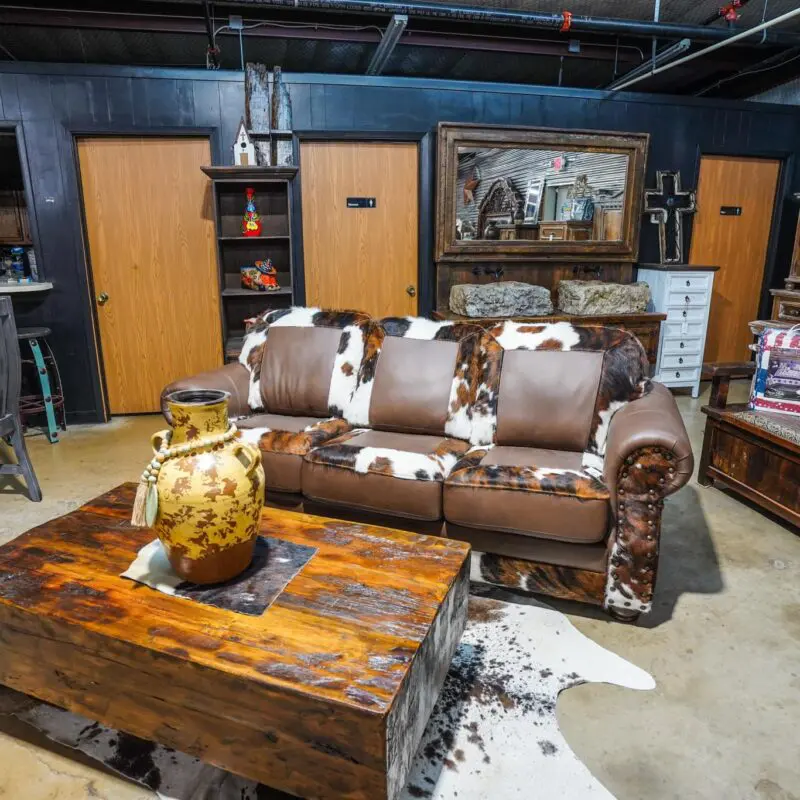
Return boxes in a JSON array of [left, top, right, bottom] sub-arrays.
[[241, 259, 281, 292], [241, 187, 262, 237]]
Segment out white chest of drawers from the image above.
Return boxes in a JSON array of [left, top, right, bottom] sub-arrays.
[[637, 266, 717, 398]]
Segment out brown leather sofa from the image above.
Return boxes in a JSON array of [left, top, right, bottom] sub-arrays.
[[163, 307, 693, 621]]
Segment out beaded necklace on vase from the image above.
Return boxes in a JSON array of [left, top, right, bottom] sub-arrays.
[[130, 423, 239, 528]]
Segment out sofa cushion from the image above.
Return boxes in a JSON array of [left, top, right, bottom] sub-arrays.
[[369, 336, 460, 435], [443, 445, 610, 544], [238, 307, 371, 415], [238, 414, 351, 493], [346, 317, 482, 440], [496, 349, 605, 451], [302, 429, 470, 520], [260, 326, 344, 416], [471, 321, 652, 474]]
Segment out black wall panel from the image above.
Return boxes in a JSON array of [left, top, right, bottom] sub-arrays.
[[1, 63, 799, 423]]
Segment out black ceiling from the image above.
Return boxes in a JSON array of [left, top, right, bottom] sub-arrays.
[[1, 0, 799, 98]]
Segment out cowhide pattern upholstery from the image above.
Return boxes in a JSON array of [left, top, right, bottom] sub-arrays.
[[305, 430, 472, 482], [475, 321, 652, 471], [346, 316, 483, 436], [239, 417, 351, 456], [604, 445, 676, 616], [238, 306, 371, 414], [447, 445, 610, 501]]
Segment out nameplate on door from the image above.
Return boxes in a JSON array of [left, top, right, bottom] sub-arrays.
[[720, 206, 742, 216], [347, 197, 377, 208]]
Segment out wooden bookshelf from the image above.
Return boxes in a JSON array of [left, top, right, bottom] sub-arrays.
[[202, 165, 298, 362]]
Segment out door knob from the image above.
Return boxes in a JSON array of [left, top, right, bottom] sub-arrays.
[[406, 285, 416, 297], [97, 292, 109, 306]]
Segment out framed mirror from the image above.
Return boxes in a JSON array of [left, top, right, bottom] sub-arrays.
[[436, 123, 649, 262]]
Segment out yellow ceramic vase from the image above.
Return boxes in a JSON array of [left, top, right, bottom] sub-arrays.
[[154, 389, 265, 584]]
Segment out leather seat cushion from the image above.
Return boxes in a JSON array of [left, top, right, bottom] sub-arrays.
[[302, 429, 470, 520], [238, 414, 350, 493], [444, 445, 610, 544]]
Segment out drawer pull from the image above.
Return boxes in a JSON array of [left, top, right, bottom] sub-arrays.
[[675, 371, 681, 378], [686, 280, 691, 287], [685, 295, 690, 303], [682, 310, 687, 317], [678, 357, 684, 364], [680, 342, 685, 348]]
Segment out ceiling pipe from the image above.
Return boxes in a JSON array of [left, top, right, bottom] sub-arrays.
[[202, 0, 220, 68], [609, 5, 800, 91], [158, 0, 800, 46], [606, 38, 691, 90], [366, 13, 407, 74]]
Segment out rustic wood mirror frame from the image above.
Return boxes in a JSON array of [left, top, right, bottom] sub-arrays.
[[435, 122, 650, 262]]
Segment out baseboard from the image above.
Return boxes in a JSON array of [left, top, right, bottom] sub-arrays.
[[65, 410, 105, 425]]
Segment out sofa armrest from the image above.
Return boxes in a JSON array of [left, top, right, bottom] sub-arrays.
[[161, 362, 251, 423], [601, 383, 694, 619], [604, 382, 694, 503]]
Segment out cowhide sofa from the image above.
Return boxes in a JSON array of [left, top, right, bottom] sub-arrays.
[[162, 306, 693, 620]]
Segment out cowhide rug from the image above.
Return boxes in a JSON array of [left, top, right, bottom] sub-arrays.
[[3, 586, 654, 799]]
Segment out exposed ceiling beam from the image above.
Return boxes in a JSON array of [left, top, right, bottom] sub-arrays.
[[366, 13, 407, 75], [694, 45, 800, 97], [0, 8, 643, 63], [136, 0, 800, 47]]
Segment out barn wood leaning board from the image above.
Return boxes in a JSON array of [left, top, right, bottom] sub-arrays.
[[0, 484, 470, 800]]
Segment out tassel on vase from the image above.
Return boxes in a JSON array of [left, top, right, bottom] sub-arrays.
[[130, 480, 150, 528]]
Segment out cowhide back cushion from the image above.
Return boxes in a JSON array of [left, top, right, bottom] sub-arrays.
[[345, 316, 483, 440], [238, 307, 372, 416], [473, 321, 652, 473]]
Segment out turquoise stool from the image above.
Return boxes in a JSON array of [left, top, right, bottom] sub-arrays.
[[17, 327, 66, 444]]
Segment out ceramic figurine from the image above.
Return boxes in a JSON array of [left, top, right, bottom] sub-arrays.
[[242, 187, 262, 237], [241, 259, 281, 292], [131, 389, 265, 584]]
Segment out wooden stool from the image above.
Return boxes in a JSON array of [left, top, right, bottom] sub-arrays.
[[17, 327, 66, 444]]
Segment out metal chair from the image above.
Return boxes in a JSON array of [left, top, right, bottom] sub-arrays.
[[18, 325, 66, 444], [0, 297, 42, 501]]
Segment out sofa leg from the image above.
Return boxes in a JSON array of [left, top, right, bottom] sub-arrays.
[[607, 606, 641, 624]]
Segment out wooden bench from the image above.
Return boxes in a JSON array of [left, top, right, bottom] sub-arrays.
[[699, 362, 800, 529]]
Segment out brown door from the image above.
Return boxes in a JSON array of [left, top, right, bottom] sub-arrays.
[[78, 137, 222, 414], [300, 141, 419, 317], [689, 155, 780, 362]]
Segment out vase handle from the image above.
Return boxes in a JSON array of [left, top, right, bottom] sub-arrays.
[[234, 442, 261, 476], [151, 430, 170, 455]]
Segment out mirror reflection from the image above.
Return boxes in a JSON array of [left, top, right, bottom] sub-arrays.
[[455, 147, 629, 242]]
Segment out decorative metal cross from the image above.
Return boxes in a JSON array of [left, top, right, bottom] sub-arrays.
[[644, 171, 697, 264]]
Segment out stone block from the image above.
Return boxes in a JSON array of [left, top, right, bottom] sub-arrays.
[[557, 280, 650, 316], [449, 281, 553, 318]]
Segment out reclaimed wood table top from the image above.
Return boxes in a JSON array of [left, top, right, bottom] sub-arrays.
[[0, 483, 471, 800]]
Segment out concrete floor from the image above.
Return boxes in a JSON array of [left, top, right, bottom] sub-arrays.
[[0, 382, 798, 800]]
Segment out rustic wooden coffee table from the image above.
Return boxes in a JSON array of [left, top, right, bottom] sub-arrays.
[[0, 484, 470, 800]]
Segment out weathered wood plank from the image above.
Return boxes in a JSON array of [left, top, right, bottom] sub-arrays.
[[0, 484, 470, 800]]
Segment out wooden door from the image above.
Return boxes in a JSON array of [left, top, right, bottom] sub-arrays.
[[300, 141, 419, 317], [690, 155, 780, 362], [78, 137, 221, 414]]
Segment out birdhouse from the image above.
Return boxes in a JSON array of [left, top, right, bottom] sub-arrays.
[[233, 118, 256, 166]]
